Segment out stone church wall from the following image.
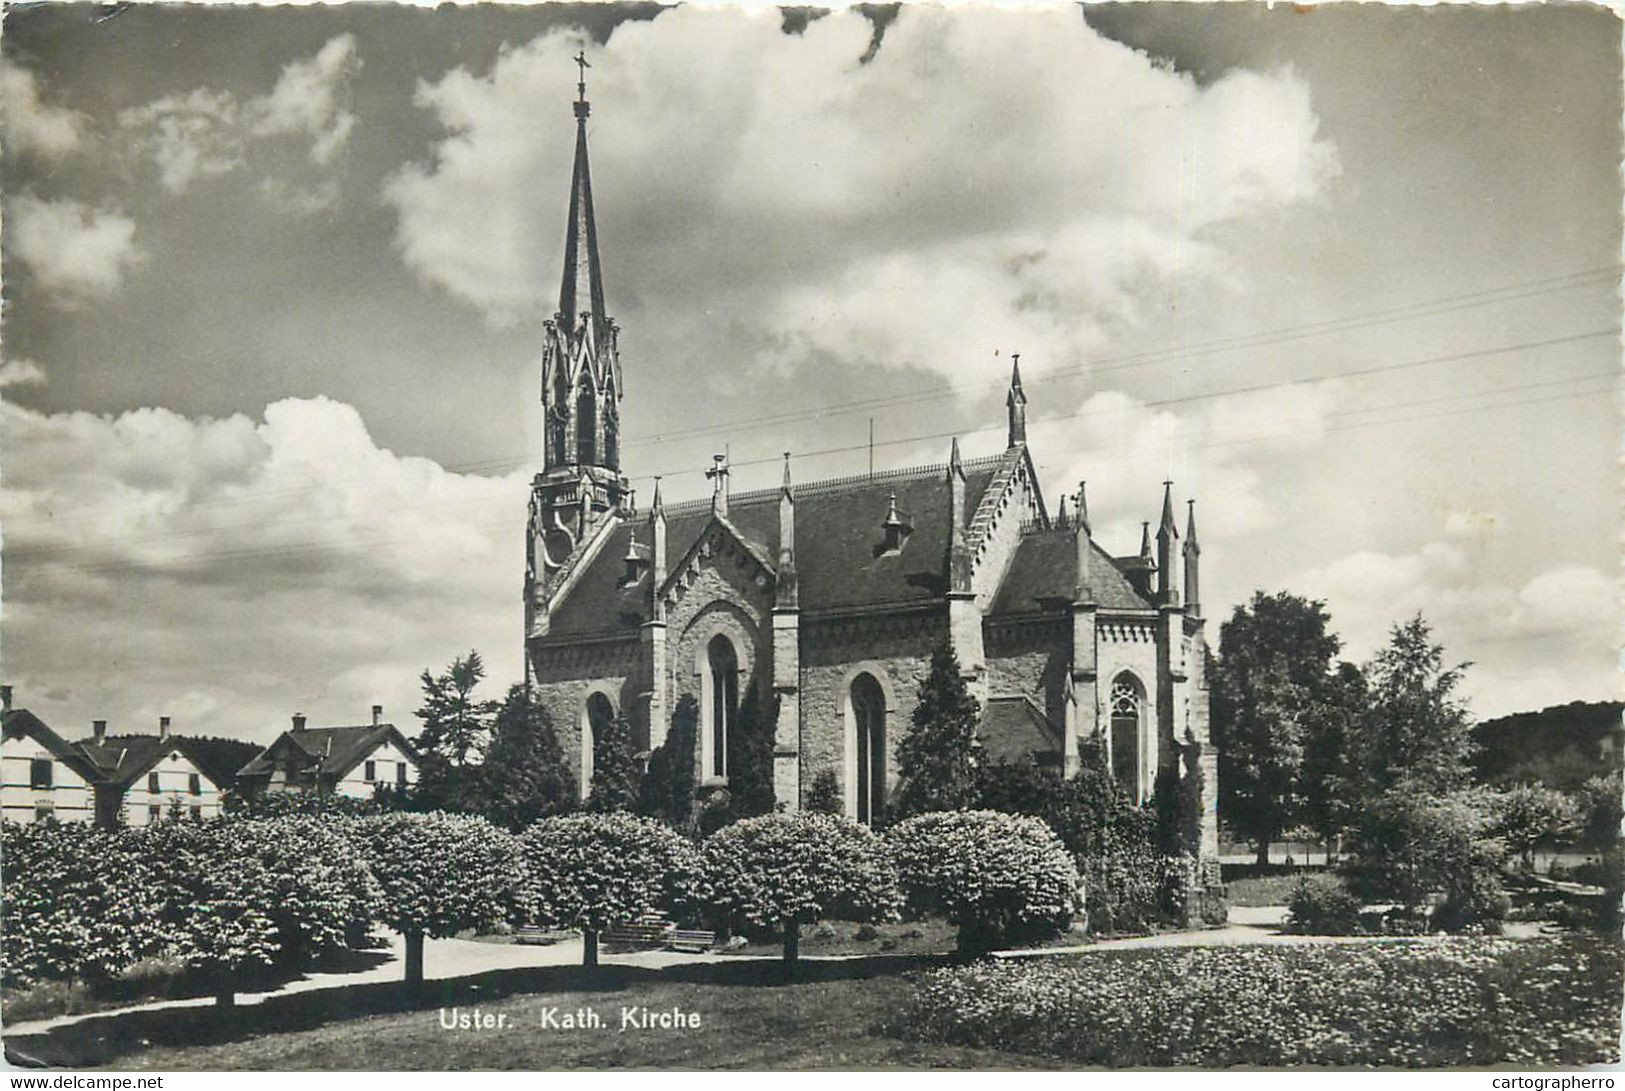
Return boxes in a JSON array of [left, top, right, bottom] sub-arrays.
[[984, 616, 1070, 730], [530, 637, 644, 793], [799, 608, 945, 811]]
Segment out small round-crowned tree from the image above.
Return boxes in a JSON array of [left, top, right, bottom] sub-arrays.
[[360, 812, 528, 990], [520, 812, 703, 969], [888, 810, 1081, 953], [702, 812, 902, 977]]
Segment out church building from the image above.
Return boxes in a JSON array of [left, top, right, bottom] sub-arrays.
[[524, 69, 1217, 856]]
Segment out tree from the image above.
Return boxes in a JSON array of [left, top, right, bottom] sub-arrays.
[[1577, 774, 1624, 848], [584, 711, 641, 813], [893, 643, 981, 819], [1299, 661, 1367, 855], [1212, 592, 1346, 865], [702, 812, 901, 978], [888, 810, 1081, 953], [1345, 783, 1508, 930], [1354, 615, 1475, 797], [521, 812, 702, 969], [413, 651, 499, 812], [482, 684, 575, 831], [360, 812, 528, 991], [1490, 784, 1580, 870], [640, 694, 699, 828], [727, 684, 777, 819]]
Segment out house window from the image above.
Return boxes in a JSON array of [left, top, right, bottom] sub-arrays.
[[33, 804, 54, 822], [365, 760, 376, 783], [148, 805, 162, 823], [704, 635, 739, 781], [188, 772, 201, 796], [851, 674, 887, 826], [190, 805, 202, 820], [29, 759, 52, 789], [148, 771, 161, 794], [1110, 674, 1145, 803], [396, 761, 407, 787]]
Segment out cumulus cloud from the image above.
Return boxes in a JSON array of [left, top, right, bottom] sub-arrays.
[[118, 35, 359, 203], [386, 6, 1336, 392], [8, 194, 141, 304], [0, 395, 525, 743], [0, 358, 48, 388], [1292, 545, 1619, 717], [0, 59, 88, 158], [246, 33, 361, 166]]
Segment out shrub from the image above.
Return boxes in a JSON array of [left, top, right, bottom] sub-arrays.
[[893, 936, 1624, 1066], [521, 812, 703, 968], [1285, 874, 1363, 935], [892, 643, 980, 820], [804, 768, 843, 816], [1078, 850, 1223, 934], [888, 810, 1080, 952], [703, 812, 901, 974], [1347, 784, 1508, 929], [233, 816, 380, 962], [584, 712, 641, 814], [640, 694, 699, 829], [360, 812, 528, 988]]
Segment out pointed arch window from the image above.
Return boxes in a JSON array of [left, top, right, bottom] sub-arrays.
[[703, 636, 739, 781], [603, 410, 619, 471], [850, 673, 887, 825], [1110, 674, 1145, 802], [582, 692, 614, 799], [576, 384, 597, 465]]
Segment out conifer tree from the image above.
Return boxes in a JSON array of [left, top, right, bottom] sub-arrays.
[[893, 642, 981, 819], [412, 650, 499, 812], [728, 684, 777, 819], [584, 711, 640, 813], [482, 684, 575, 831], [640, 694, 699, 828]]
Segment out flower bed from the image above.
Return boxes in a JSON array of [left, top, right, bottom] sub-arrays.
[[894, 936, 1623, 1067]]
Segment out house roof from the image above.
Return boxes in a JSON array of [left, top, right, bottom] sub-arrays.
[[547, 452, 1010, 639], [990, 527, 1153, 616], [978, 695, 1062, 767], [2, 708, 103, 782], [237, 724, 420, 782], [71, 734, 233, 789]]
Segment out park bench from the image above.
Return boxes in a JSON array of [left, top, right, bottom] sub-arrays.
[[603, 919, 676, 950], [665, 929, 716, 953]]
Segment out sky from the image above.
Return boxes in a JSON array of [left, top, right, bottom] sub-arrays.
[[1, 1, 1619, 745]]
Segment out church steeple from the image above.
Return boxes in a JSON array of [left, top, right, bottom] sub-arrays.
[[529, 51, 631, 637], [1156, 480, 1179, 604], [1006, 354, 1027, 447], [558, 51, 606, 334]]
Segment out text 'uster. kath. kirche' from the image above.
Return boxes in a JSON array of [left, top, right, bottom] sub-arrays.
[[523, 68, 1217, 851]]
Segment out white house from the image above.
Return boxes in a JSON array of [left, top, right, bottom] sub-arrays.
[[236, 706, 421, 800], [1, 690, 99, 824], [72, 717, 232, 826]]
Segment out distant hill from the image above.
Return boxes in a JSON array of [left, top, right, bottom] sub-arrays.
[[180, 735, 264, 786], [1471, 701, 1624, 791]]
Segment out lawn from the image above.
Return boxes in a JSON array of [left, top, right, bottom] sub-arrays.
[[10, 936, 1617, 1070]]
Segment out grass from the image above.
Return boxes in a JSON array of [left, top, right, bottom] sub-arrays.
[[3, 956, 1051, 1070], [1225, 873, 1308, 907], [720, 917, 964, 958]]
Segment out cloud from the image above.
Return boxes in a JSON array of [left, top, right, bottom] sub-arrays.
[[0, 395, 525, 744], [0, 358, 48, 388], [0, 59, 89, 158], [119, 88, 243, 194], [118, 35, 359, 200], [1291, 545, 1619, 718], [7, 194, 142, 304], [246, 33, 361, 166], [385, 6, 1337, 394]]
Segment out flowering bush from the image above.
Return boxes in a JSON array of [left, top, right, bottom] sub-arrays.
[[1, 822, 164, 989], [1285, 873, 1363, 934], [521, 812, 703, 966], [888, 810, 1079, 951], [231, 816, 381, 960], [703, 812, 901, 970], [895, 936, 1624, 1066], [360, 811, 528, 985]]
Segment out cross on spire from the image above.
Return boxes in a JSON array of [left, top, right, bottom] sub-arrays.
[[574, 50, 590, 104], [707, 452, 731, 515]]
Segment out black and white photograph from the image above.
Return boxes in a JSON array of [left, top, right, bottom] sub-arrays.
[[0, 0, 1621, 1072]]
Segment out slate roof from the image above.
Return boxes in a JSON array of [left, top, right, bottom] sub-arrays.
[[547, 452, 1011, 638], [978, 696, 1063, 767], [990, 527, 1154, 616], [237, 724, 419, 782]]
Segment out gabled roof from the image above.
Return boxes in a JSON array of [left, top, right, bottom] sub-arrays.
[[546, 454, 1008, 639], [237, 724, 420, 782], [2, 708, 102, 782], [979, 695, 1062, 767], [990, 527, 1154, 616], [71, 734, 232, 790]]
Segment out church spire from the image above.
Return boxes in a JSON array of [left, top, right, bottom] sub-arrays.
[[1156, 480, 1179, 604], [1183, 498, 1201, 616], [1006, 353, 1027, 447], [559, 50, 607, 332]]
